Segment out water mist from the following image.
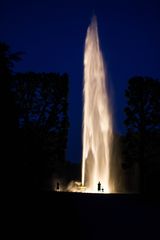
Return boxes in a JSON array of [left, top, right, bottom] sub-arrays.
[[81, 16, 114, 193]]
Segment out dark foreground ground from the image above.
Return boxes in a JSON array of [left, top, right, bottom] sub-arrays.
[[7, 192, 160, 239]]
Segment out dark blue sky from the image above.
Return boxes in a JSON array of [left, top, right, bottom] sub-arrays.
[[1, 0, 160, 163]]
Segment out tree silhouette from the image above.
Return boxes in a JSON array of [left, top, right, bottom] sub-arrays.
[[0, 42, 22, 126], [0, 42, 23, 190], [123, 76, 160, 193], [12, 72, 69, 190], [0, 42, 70, 191]]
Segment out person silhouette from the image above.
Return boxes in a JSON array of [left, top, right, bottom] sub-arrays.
[[56, 182, 60, 191], [98, 181, 101, 191]]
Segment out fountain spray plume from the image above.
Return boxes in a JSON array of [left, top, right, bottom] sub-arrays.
[[81, 16, 114, 193]]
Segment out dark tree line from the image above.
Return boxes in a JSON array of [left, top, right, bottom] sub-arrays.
[[0, 42, 23, 191], [0, 42, 71, 191], [12, 72, 69, 190], [122, 76, 160, 193]]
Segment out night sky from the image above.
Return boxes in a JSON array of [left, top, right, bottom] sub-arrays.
[[1, 0, 160, 163]]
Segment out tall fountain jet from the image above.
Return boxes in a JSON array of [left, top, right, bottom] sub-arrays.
[[81, 16, 113, 193]]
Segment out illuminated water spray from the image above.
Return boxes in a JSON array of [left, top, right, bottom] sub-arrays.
[[81, 16, 113, 193]]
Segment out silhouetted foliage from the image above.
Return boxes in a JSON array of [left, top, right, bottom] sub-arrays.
[[12, 72, 69, 190], [0, 42, 22, 124], [0, 42, 70, 191], [0, 42, 22, 73], [123, 76, 160, 193], [0, 42, 23, 189]]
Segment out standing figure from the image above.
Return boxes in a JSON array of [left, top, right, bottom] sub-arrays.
[[56, 182, 60, 191], [98, 181, 101, 191]]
